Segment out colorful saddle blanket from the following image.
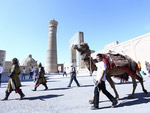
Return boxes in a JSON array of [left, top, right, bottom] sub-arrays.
[[102, 53, 129, 69], [108, 53, 129, 67], [101, 52, 137, 77]]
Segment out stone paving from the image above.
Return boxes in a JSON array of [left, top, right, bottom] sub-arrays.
[[0, 74, 150, 113]]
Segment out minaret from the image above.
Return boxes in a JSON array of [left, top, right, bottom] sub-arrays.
[[45, 19, 58, 73]]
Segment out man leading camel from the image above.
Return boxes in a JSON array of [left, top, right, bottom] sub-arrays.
[[91, 53, 118, 110]]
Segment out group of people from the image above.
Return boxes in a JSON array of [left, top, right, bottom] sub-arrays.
[[0, 57, 81, 101], [145, 61, 150, 76], [20, 66, 36, 80], [137, 61, 150, 76], [1, 54, 120, 110], [1, 58, 48, 101]]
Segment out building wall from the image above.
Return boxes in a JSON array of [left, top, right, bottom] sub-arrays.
[[4, 61, 11, 73], [0, 50, 6, 68]]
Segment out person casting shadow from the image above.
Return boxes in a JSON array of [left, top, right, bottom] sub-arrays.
[[67, 64, 80, 87], [91, 54, 118, 110], [1, 58, 25, 101], [32, 63, 48, 91]]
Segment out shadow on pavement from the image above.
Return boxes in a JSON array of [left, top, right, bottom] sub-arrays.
[[21, 85, 29, 87], [49, 87, 70, 90], [96, 92, 150, 110], [114, 81, 140, 85], [117, 92, 150, 107], [24, 94, 64, 101], [47, 80, 61, 83], [99, 106, 112, 109], [80, 84, 94, 87]]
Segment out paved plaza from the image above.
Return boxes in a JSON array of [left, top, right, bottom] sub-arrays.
[[0, 74, 150, 113]]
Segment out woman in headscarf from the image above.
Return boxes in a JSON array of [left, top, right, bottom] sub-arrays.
[[2, 58, 25, 100], [32, 63, 48, 91]]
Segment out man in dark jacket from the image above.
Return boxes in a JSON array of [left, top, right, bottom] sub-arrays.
[[67, 64, 80, 87]]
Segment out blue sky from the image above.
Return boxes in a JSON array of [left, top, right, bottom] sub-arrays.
[[0, 0, 150, 65]]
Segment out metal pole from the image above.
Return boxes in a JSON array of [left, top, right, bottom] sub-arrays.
[[90, 56, 92, 76]]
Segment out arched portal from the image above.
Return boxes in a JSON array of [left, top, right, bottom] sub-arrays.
[[71, 46, 77, 67], [69, 32, 85, 72]]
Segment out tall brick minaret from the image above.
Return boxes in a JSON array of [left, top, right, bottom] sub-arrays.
[[45, 19, 58, 73]]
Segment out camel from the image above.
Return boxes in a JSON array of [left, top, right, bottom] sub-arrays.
[[74, 42, 148, 101]]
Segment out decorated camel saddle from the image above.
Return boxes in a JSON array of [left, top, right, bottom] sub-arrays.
[[106, 51, 129, 67]]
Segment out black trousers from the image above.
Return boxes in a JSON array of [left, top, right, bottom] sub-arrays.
[[22, 73, 26, 80], [63, 72, 67, 77], [0, 74, 1, 87], [68, 75, 80, 87], [29, 72, 33, 79], [94, 81, 115, 108]]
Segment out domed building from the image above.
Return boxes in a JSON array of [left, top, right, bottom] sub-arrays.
[[20, 54, 37, 67], [20, 55, 37, 74]]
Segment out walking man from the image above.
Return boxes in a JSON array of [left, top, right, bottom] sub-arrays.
[[67, 64, 80, 87], [21, 67, 26, 80], [63, 68, 67, 77], [0, 63, 3, 87], [29, 66, 34, 79], [91, 54, 118, 110], [33, 68, 38, 82]]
